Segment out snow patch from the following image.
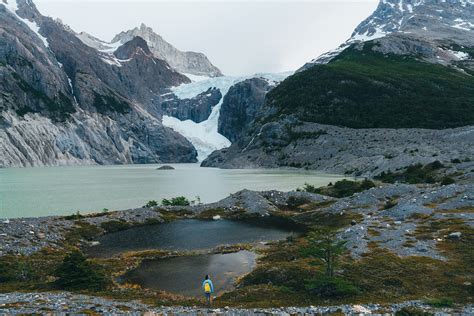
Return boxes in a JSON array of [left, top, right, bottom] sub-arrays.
[[2, 0, 49, 48], [182, 73, 212, 82]]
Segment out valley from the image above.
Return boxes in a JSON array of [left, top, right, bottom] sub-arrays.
[[0, 0, 473, 314]]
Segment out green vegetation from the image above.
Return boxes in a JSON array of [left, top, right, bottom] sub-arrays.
[[54, 251, 109, 291], [266, 42, 474, 129], [374, 161, 453, 185], [12, 72, 75, 121], [144, 200, 158, 208], [64, 211, 85, 220], [301, 229, 358, 298], [92, 92, 130, 114], [161, 196, 190, 207], [299, 179, 375, 198]]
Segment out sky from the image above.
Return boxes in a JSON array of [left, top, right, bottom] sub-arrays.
[[35, 0, 379, 76]]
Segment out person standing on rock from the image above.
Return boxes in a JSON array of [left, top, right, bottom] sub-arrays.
[[202, 275, 214, 307]]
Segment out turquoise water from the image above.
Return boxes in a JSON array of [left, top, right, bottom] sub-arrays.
[[0, 163, 347, 218]]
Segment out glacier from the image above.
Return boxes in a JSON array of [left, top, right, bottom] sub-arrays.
[[162, 72, 292, 161]]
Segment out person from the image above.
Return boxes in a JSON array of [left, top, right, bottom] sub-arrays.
[[202, 274, 214, 307]]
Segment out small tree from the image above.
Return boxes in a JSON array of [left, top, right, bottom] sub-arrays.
[[144, 200, 158, 208], [301, 228, 347, 277], [54, 251, 109, 291], [301, 228, 358, 298]]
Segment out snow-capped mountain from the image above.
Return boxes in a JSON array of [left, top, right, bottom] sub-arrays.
[[78, 23, 223, 78], [0, 0, 197, 167], [302, 0, 474, 68]]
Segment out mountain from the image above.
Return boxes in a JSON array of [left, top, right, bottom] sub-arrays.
[[302, 0, 474, 68], [78, 23, 223, 78], [0, 0, 197, 167], [202, 0, 474, 176]]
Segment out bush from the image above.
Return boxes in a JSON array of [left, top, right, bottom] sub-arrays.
[[161, 196, 190, 206], [395, 307, 433, 316], [144, 200, 158, 208], [426, 297, 454, 308], [375, 162, 446, 184], [54, 251, 109, 291], [64, 211, 84, 220], [440, 177, 455, 186], [305, 275, 359, 298], [451, 158, 462, 164], [100, 220, 131, 233], [301, 179, 375, 198]]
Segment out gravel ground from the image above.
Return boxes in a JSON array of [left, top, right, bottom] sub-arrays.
[[0, 292, 472, 315]]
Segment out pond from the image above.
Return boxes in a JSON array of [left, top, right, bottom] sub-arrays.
[[123, 251, 257, 297], [86, 219, 296, 258]]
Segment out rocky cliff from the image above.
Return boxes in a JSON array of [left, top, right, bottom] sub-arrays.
[[0, 0, 197, 167]]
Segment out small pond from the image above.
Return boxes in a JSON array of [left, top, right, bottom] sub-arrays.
[[87, 219, 296, 258], [123, 251, 257, 297]]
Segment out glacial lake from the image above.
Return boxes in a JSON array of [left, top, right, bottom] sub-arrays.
[[86, 219, 296, 258], [0, 163, 348, 218]]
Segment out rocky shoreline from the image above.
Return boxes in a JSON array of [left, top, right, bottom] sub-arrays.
[[0, 292, 472, 315]]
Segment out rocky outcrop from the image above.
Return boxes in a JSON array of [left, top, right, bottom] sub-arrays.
[[202, 120, 474, 178], [111, 24, 223, 77], [218, 78, 271, 142], [0, 0, 197, 167], [161, 87, 222, 123]]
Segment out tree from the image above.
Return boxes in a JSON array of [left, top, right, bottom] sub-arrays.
[[301, 228, 358, 298], [54, 251, 109, 291], [301, 228, 347, 277]]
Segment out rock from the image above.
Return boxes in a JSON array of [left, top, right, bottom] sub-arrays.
[[212, 215, 221, 221], [352, 305, 371, 314], [157, 165, 175, 170], [161, 87, 222, 123], [218, 78, 272, 142], [110, 23, 223, 77], [448, 232, 462, 239]]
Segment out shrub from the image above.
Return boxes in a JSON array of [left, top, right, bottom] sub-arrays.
[[161, 196, 190, 206], [64, 211, 84, 220], [440, 177, 455, 186], [375, 162, 446, 184], [144, 200, 158, 208], [426, 297, 454, 308], [395, 307, 433, 316], [451, 158, 462, 164], [305, 274, 359, 298], [54, 251, 109, 291], [299, 179, 375, 198]]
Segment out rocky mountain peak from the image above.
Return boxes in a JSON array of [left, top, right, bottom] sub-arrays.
[[111, 24, 223, 77], [113, 36, 153, 60], [302, 0, 474, 68], [352, 0, 474, 44]]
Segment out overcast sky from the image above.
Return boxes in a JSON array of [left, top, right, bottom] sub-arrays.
[[35, 0, 379, 76]]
